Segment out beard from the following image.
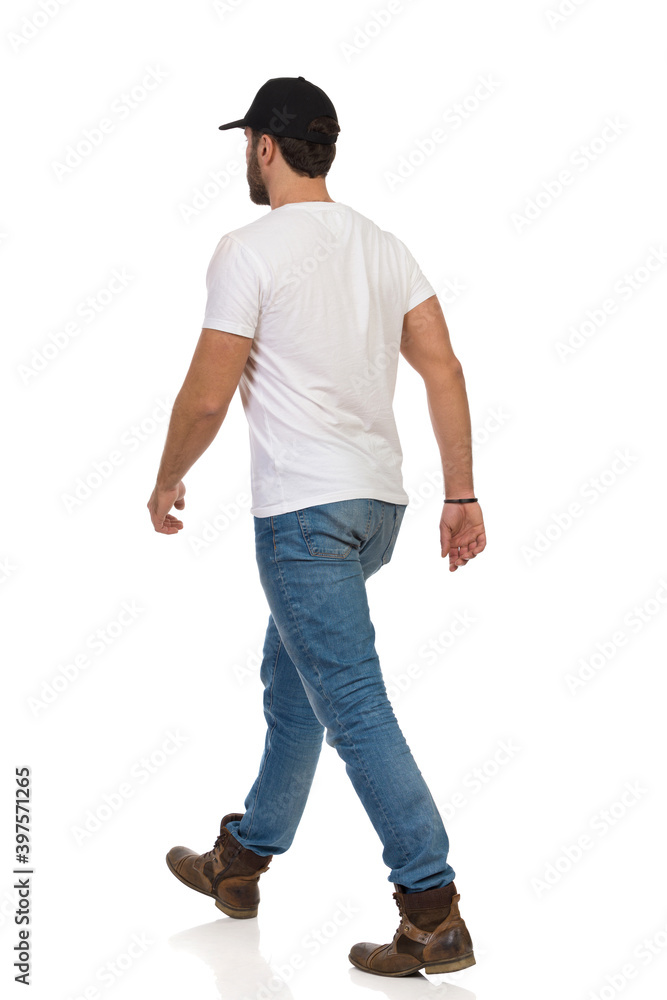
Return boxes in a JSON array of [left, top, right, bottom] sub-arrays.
[[247, 144, 270, 205]]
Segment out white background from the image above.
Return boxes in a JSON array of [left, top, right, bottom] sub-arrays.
[[3, 1, 667, 998]]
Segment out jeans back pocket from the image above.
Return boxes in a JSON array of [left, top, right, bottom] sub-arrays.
[[296, 499, 372, 559]]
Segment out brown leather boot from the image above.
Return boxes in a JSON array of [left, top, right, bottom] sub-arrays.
[[166, 812, 273, 919], [349, 881, 476, 977]]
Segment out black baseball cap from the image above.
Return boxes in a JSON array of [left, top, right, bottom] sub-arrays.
[[219, 76, 339, 144]]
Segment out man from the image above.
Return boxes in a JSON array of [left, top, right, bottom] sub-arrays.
[[147, 76, 486, 978]]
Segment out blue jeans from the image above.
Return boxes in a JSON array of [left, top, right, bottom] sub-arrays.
[[224, 498, 455, 892]]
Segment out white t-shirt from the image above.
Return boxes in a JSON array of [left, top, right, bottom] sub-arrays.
[[202, 201, 435, 517]]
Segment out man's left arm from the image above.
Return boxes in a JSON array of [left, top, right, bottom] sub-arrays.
[[147, 328, 253, 534]]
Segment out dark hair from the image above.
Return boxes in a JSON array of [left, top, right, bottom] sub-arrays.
[[251, 116, 340, 178]]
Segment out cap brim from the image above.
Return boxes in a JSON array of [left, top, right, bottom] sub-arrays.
[[218, 119, 246, 131]]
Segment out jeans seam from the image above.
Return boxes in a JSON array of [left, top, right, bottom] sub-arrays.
[[360, 501, 384, 559], [362, 499, 374, 541], [269, 515, 410, 866], [245, 633, 281, 840], [380, 506, 399, 565]]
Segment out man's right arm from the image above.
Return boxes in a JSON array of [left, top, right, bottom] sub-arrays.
[[400, 294, 475, 500]]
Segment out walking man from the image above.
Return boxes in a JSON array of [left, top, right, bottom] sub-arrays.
[[147, 76, 486, 978]]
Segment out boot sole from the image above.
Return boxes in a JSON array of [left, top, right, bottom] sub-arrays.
[[349, 951, 476, 977], [165, 854, 258, 919]]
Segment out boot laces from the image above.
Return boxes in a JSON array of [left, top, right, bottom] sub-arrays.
[[392, 891, 408, 920], [212, 828, 229, 854]]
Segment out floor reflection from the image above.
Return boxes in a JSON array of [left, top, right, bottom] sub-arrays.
[[169, 917, 476, 1000], [347, 966, 476, 999], [169, 918, 296, 1000]]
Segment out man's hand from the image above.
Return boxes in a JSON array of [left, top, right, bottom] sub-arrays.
[[440, 501, 486, 572], [147, 481, 186, 534]]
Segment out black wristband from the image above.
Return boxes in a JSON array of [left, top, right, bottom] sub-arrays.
[[443, 498, 478, 503]]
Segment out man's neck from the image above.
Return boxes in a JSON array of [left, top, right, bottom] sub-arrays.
[[270, 192, 335, 209]]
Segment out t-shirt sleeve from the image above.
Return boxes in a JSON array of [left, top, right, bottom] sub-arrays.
[[202, 235, 262, 338], [403, 242, 436, 314]]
